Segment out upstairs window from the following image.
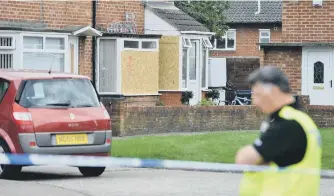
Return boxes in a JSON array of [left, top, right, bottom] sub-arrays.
[[210, 29, 236, 50], [259, 29, 271, 43]]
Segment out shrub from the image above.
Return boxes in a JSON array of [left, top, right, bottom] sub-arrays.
[[199, 98, 215, 106], [205, 89, 220, 101], [181, 91, 193, 105]]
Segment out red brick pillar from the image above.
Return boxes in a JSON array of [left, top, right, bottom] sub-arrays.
[[100, 96, 125, 136]]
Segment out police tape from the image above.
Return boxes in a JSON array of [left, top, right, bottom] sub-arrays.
[[0, 153, 333, 177]]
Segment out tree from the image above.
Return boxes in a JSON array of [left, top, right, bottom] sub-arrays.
[[174, 0, 230, 38]]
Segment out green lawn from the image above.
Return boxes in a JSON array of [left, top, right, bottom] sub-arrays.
[[111, 129, 334, 169]]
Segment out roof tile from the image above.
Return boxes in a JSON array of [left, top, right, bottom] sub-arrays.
[[149, 7, 210, 32], [225, 1, 282, 23]]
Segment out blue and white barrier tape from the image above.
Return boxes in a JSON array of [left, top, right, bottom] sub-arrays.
[[0, 153, 333, 177]]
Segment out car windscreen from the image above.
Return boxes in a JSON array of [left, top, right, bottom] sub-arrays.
[[18, 78, 100, 108]]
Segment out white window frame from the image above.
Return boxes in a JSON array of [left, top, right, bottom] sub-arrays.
[[201, 48, 209, 90], [259, 29, 270, 43], [123, 39, 140, 50], [68, 36, 79, 75], [0, 52, 14, 69], [211, 29, 236, 51], [0, 34, 16, 69], [202, 37, 213, 49], [181, 47, 189, 90], [96, 37, 122, 95], [21, 33, 69, 72], [259, 29, 270, 50], [0, 35, 16, 50], [202, 36, 211, 89], [122, 38, 159, 52], [182, 37, 192, 48]]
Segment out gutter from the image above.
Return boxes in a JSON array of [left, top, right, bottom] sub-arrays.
[[92, 0, 97, 88], [180, 31, 216, 35], [255, 0, 261, 15]]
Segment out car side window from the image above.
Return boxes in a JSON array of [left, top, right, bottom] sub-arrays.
[[0, 79, 9, 104]]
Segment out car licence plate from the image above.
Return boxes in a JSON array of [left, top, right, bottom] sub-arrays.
[[55, 134, 89, 145]]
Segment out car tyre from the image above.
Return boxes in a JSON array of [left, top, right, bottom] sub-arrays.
[[0, 140, 22, 179], [78, 166, 106, 177]]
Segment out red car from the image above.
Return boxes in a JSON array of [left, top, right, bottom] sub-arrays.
[[0, 69, 112, 179]]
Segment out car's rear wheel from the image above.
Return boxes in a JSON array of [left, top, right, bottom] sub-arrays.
[[78, 166, 106, 177], [0, 140, 22, 179]]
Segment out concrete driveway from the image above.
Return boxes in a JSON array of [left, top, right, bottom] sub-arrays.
[[0, 166, 333, 196]]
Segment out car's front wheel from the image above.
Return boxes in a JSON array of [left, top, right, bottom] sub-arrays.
[[78, 166, 106, 177], [0, 140, 22, 179]]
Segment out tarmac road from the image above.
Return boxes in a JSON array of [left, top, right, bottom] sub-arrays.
[[0, 166, 333, 196]]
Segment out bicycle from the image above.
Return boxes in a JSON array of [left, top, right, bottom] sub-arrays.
[[231, 93, 252, 105], [221, 81, 252, 106]]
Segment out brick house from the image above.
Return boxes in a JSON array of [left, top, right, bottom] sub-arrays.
[[0, 1, 99, 76], [209, 1, 282, 90], [259, 0, 334, 106], [0, 0, 163, 107]]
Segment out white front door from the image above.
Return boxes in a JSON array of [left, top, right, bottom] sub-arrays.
[[188, 40, 200, 105], [305, 49, 332, 105]]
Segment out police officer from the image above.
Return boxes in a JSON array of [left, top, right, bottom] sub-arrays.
[[235, 66, 322, 196]]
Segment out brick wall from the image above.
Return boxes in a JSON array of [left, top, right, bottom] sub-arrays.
[[282, 1, 334, 42], [96, 0, 144, 33], [107, 103, 334, 137], [307, 106, 334, 127], [123, 96, 159, 107], [0, 1, 91, 28], [210, 24, 282, 58], [226, 58, 260, 90], [261, 47, 302, 94], [100, 95, 160, 136], [0, 1, 144, 32], [120, 106, 264, 136], [78, 37, 93, 78], [159, 91, 183, 106], [100, 95, 125, 136]]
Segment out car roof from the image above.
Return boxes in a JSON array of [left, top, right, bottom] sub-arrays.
[[0, 69, 90, 81]]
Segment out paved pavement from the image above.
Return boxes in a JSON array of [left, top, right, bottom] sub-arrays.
[[0, 166, 333, 196]]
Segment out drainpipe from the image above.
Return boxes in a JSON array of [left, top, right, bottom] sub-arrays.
[[92, 0, 97, 88], [255, 0, 261, 15]]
